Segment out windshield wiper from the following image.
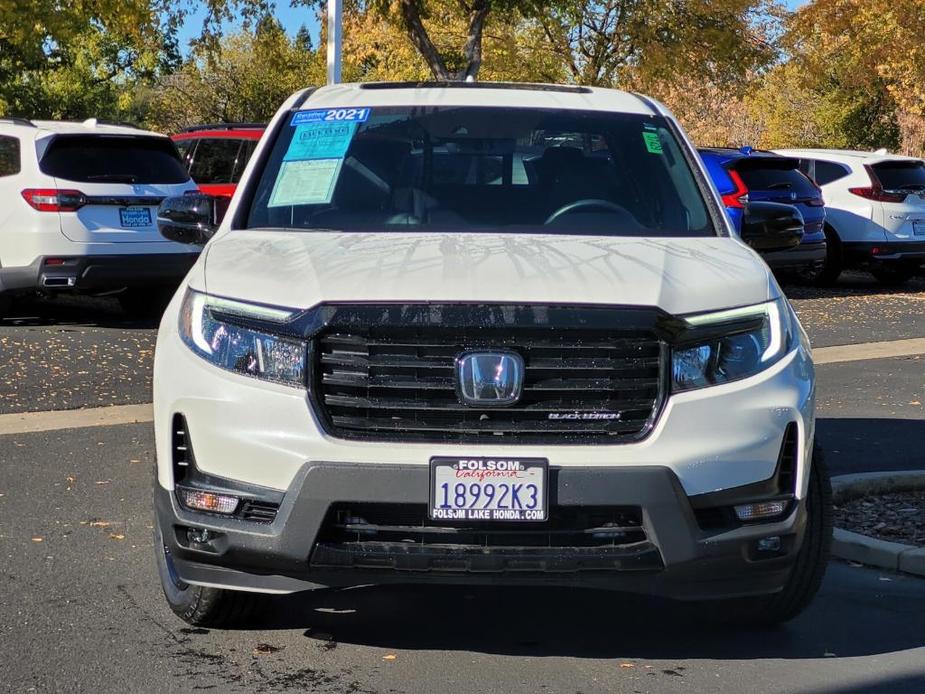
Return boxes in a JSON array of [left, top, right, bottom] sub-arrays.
[[895, 183, 925, 192], [766, 182, 793, 190], [86, 174, 140, 183]]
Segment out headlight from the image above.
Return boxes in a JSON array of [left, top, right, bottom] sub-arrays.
[[178, 289, 306, 387], [672, 298, 794, 392]]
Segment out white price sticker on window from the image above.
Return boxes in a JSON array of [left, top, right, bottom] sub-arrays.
[[267, 158, 343, 207]]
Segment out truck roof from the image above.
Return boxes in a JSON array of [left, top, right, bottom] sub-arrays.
[[299, 81, 660, 116]]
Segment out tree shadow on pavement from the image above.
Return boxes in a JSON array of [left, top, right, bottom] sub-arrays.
[[0, 293, 162, 329], [780, 272, 925, 301], [816, 418, 925, 476], [250, 562, 925, 662]]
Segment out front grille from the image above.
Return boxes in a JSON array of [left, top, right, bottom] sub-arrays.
[[311, 503, 662, 573], [313, 317, 665, 443]]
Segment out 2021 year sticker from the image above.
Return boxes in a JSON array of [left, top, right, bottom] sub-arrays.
[[291, 108, 371, 126]]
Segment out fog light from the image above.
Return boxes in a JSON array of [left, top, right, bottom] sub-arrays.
[[734, 500, 787, 521], [178, 488, 239, 514], [186, 527, 212, 544], [757, 536, 782, 552]]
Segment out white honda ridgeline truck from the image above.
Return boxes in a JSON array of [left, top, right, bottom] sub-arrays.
[[152, 82, 831, 627]]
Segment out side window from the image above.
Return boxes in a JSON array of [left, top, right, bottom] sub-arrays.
[[0, 136, 21, 176], [189, 138, 243, 185], [174, 139, 196, 170], [813, 160, 850, 186], [231, 140, 257, 184]]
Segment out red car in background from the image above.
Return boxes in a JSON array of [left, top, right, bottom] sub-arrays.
[[171, 124, 265, 216]]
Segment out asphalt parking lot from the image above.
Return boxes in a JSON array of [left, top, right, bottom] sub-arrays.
[[1, 274, 924, 693]]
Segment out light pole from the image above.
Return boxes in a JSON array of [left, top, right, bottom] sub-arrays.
[[327, 0, 342, 84]]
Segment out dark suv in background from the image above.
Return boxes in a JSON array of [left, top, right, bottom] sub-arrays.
[[700, 147, 827, 279]]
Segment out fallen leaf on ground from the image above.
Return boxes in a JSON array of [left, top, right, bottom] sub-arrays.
[[109, 533, 125, 540], [95, 480, 111, 486], [382, 654, 397, 661], [31, 537, 44, 542], [253, 643, 281, 656], [620, 663, 635, 669], [87, 520, 111, 528]]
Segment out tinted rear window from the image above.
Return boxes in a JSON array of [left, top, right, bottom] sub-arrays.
[[40, 135, 189, 184], [734, 159, 818, 197], [871, 161, 925, 191]]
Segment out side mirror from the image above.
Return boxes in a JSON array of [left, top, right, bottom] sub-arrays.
[[741, 201, 804, 253], [157, 194, 218, 245]]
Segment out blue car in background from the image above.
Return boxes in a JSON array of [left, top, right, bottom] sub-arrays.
[[699, 147, 827, 278]]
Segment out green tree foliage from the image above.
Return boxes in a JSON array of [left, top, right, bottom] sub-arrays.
[[535, 0, 782, 88], [146, 17, 324, 132], [1, 25, 178, 120]]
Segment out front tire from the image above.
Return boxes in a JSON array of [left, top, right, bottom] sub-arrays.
[[711, 442, 832, 626], [154, 524, 260, 627]]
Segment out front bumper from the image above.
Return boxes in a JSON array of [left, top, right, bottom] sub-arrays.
[[156, 461, 807, 600], [0, 253, 199, 293], [843, 240, 925, 265]]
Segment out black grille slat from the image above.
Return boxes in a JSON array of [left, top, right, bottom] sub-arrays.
[[324, 394, 657, 412], [319, 503, 647, 548], [329, 415, 650, 435], [313, 310, 665, 443]]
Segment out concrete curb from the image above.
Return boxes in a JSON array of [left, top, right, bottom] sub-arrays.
[[831, 471, 925, 578]]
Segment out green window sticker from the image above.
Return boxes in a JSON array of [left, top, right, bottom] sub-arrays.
[[642, 131, 663, 154]]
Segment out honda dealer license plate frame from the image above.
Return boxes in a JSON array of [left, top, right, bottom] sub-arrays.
[[428, 457, 549, 522]]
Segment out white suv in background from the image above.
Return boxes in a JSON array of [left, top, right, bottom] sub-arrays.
[[151, 82, 831, 628], [0, 118, 200, 317], [774, 148, 925, 285]]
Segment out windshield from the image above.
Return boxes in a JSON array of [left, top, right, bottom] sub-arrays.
[[40, 135, 190, 184], [245, 106, 714, 237]]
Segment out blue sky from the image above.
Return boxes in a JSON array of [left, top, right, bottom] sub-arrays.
[[175, 3, 320, 51], [175, 0, 809, 54]]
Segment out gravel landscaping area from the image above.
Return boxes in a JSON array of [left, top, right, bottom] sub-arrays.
[[834, 491, 925, 547]]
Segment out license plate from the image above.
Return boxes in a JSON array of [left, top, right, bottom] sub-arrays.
[[429, 457, 548, 522], [119, 207, 152, 228]]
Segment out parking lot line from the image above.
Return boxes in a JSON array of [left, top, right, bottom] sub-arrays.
[[0, 403, 153, 436], [814, 338, 925, 366]]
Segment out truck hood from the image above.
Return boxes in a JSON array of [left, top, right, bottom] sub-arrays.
[[201, 230, 773, 316]]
